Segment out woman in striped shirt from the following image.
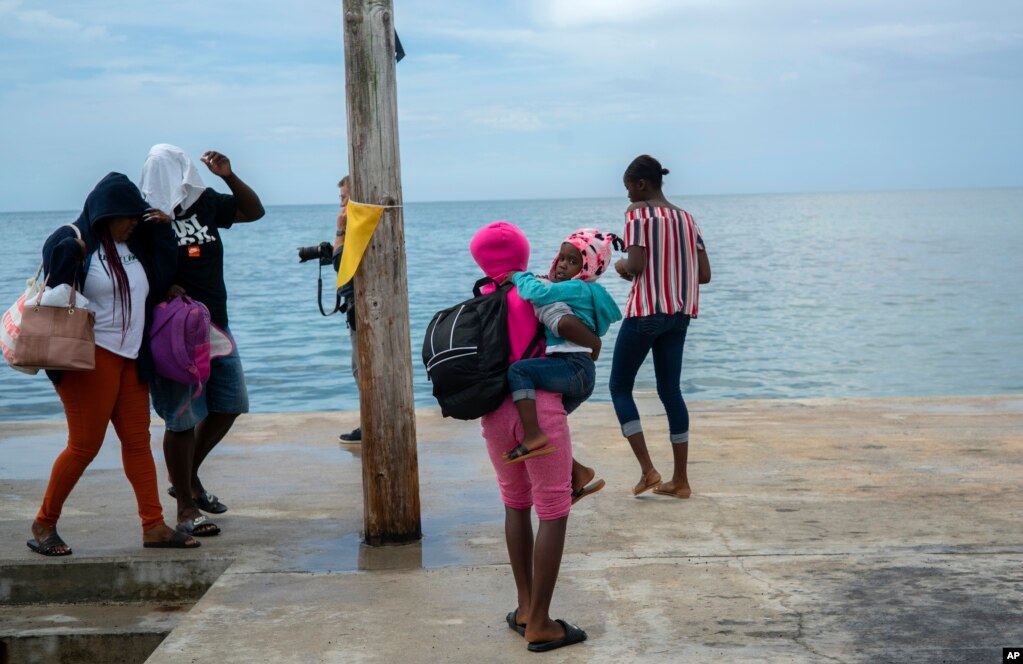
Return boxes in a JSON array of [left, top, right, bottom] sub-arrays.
[[609, 155, 711, 499]]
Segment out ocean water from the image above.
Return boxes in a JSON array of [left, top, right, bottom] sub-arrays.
[[1, 189, 1021, 421]]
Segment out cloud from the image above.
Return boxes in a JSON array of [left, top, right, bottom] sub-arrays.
[[534, 0, 706, 28], [465, 106, 545, 132], [1, 0, 1021, 209], [834, 21, 1023, 57], [265, 125, 346, 141], [0, 0, 112, 41]]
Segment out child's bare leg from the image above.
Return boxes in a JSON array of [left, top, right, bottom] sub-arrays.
[[509, 398, 548, 456]]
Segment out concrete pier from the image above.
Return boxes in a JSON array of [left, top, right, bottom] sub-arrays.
[[2, 395, 1022, 662]]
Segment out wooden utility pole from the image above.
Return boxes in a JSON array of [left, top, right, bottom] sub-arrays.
[[342, 0, 421, 546]]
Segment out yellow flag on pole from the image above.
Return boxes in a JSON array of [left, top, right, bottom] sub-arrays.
[[336, 201, 386, 287]]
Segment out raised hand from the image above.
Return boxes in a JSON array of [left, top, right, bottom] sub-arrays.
[[200, 151, 233, 178]]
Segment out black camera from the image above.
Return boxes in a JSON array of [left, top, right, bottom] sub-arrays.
[[300, 241, 352, 319], [297, 241, 334, 266]]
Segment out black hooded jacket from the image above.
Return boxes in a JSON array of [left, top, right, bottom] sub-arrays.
[[41, 172, 177, 384]]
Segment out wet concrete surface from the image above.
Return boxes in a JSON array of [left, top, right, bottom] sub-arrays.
[[1, 395, 1022, 662]]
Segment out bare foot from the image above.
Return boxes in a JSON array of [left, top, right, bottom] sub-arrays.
[[633, 469, 662, 496], [30, 520, 71, 555], [653, 480, 692, 499], [572, 463, 595, 494]]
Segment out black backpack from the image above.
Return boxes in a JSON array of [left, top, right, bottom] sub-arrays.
[[423, 277, 542, 420]]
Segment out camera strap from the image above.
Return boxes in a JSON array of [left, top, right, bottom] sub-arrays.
[[317, 262, 343, 317]]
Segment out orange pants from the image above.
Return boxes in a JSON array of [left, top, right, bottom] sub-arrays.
[[37, 347, 164, 532]]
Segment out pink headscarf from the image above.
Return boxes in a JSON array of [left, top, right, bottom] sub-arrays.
[[470, 221, 544, 362], [548, 228, 623, 283]]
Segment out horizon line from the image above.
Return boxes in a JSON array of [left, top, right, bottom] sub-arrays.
[[1, 184, 1020, 216]]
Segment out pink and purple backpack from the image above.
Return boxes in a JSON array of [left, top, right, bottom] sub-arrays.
[[150, 295, 212, 393]]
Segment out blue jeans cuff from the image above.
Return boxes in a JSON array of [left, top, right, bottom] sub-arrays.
[[511, 389, 536, 402], [621, 420, 643, 437], [669, 431, 689, 444]]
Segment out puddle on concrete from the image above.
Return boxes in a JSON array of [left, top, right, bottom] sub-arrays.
[[286, 454, 508, 573], [244, 442, 359, 465], [290, 480, 503, 573], [0, 434, 125, 481], [0, 425, 178, 481], [290, 510, 502, 574]]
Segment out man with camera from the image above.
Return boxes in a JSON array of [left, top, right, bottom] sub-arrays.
[[297, 176, 361, 442]]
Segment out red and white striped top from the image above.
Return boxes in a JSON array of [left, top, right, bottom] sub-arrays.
[[622, 205, 705, 318]]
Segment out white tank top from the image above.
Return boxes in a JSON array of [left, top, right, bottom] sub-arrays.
[[84, 242, 150, 359]]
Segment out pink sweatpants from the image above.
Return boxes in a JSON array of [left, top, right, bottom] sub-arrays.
[[481, 391, 572, 521]]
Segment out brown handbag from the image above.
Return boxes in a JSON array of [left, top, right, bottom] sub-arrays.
[[11, 284, 96, 372]]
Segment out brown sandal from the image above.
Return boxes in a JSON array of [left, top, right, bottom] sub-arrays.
[[633, 471, 661, 496], [503, 443, 557, 465]]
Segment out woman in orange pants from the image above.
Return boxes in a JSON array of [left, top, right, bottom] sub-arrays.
[[28, 173, 199, 555]]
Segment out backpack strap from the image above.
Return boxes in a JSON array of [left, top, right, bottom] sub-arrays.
[[472, 276, 498, 298], [522, 322, 545, 360], [171, 298, 194, 378]]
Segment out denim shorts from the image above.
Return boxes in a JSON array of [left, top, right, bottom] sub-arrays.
[[151, 333, 249, 432]]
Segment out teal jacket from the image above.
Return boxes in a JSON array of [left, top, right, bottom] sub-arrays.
[[511, 272, 622, 348]]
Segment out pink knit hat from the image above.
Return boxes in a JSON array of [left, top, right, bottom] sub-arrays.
[[548, 228, 623, 282], [470, 221, 530, 280]]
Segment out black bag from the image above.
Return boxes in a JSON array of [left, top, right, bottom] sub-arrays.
[[423, 277, 541, 420]]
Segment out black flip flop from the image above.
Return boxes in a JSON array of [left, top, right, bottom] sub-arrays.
[[503, 443, 557, 465], [571, 479, 606, 505], [167, 487, 229, 514], [527, 619, 587, 652], [195, 491, 228, 514], [178, 515, 220, 537], [506, 609, 526, 637], [144, 528, 201, 549], [27, 533, 72, 557]]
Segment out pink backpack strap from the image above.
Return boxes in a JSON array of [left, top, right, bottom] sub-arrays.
[[174, 298, 204, 407]]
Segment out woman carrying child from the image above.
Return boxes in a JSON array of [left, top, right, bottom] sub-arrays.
[[28, 173, 198, 555], [501, 229, 623, 463], [610, 155, 711, 499], [470, 221, 592, 652]]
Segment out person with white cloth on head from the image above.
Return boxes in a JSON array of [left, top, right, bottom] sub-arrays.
[[140, 144, 264, 538]]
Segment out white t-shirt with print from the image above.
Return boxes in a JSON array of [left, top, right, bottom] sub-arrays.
[[84, 242, 149, 359]]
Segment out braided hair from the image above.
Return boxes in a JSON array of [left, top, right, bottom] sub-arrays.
[[97, 221, 133, 344]]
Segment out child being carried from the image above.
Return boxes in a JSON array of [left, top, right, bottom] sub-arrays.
[[501, 228, 623, 463]]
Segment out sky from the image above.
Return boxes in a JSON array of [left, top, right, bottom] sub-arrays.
[[0, 0, 1020, 211]]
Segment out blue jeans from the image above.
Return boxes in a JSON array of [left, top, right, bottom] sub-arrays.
[[507, 352, 595, 415], [609, 313, 691, 443]]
